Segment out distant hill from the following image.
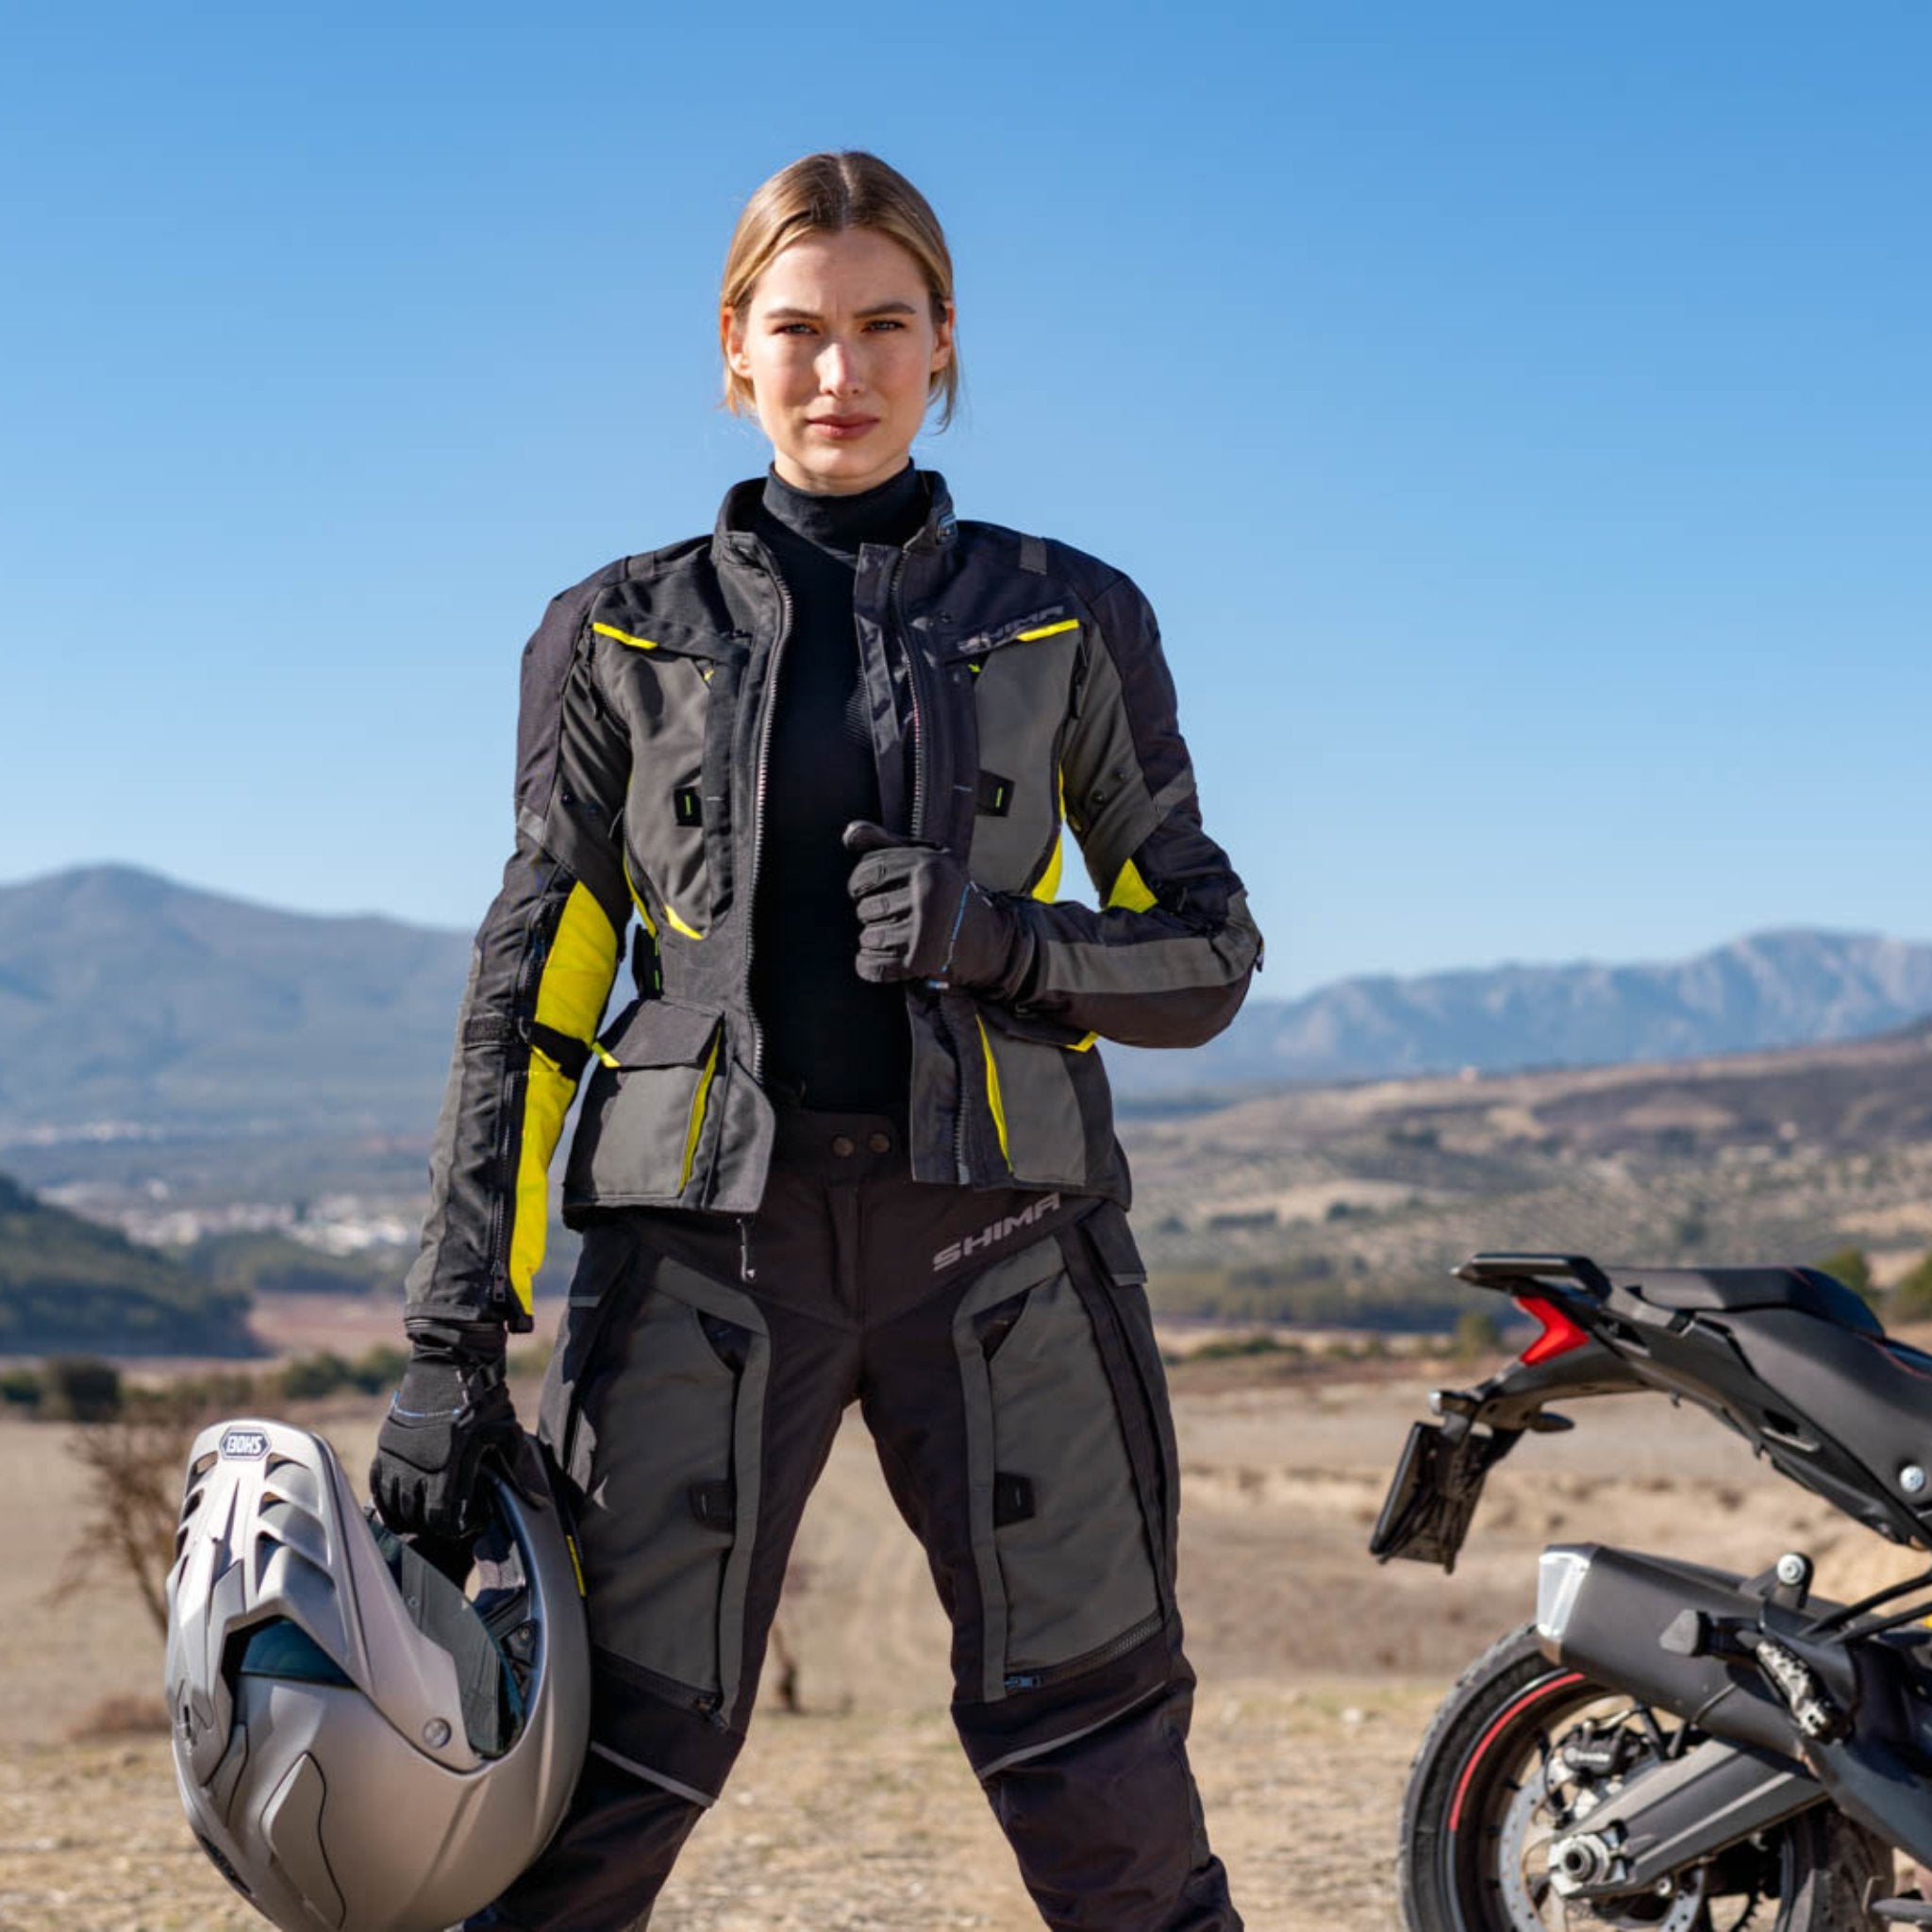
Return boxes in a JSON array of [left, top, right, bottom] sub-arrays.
[[1124, 1011, 1932, 1325], [0, 864, 471, 1133], [0, 1169, 254, 1356], [1112, 927, 1932, 1098], [2, 865, 1928, 1132]]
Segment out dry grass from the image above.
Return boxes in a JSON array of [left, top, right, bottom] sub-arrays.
[[3, 1366, 1923, 1927]]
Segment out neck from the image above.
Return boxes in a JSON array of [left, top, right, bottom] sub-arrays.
[[759, 462, 924, 556], [771, 453, 914, 497]]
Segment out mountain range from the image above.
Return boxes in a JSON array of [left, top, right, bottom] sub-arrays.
[[1116, 925, 1932, 1098], [2, 864, 1928, 1134]]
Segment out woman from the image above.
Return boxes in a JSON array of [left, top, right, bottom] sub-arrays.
[[374, 150, 1261, 1931]]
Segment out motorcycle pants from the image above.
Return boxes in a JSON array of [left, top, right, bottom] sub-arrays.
[[471, 1102, 1241, 1931]]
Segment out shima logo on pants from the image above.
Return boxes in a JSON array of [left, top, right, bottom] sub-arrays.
[[932, 1192, 1061, 1272]]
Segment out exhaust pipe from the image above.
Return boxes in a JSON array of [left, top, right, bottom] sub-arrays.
[[1535, 1544, 1808, 1759], [1539, 1542, 1932, 1868]]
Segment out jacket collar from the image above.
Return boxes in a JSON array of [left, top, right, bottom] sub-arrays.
[[711, 467, 957, 569]]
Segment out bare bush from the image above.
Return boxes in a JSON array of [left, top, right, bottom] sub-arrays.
[[53, 1387, 224, 1637]]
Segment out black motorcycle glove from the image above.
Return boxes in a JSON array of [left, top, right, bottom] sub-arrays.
[[842, 820, 1029, 993], [370, 1321, 521, 1541]]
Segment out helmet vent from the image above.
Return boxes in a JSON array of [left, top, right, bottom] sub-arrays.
[[260, 1456, 322, 1510], [253, 1530, 336, 1607], [258, 1497, 331, 1570]]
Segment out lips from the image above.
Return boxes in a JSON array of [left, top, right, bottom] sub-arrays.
[[808, 415, 877, 440]]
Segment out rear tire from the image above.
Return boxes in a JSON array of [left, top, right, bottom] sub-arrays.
[[1397, 1624, 1893, 1931]]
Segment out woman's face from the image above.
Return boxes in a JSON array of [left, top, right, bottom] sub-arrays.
[[724, 226, 954, 496]]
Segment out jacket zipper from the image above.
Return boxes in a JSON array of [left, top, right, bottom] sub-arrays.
[[735, 549, 796, 1281], [887, 548, 972, 1180], [743, 548, 795, 1088], [487, 914, 552, 1313], [891, 555, 926, 840]]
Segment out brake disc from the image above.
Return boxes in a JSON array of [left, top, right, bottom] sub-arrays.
[[1496, 1762, 1707, 1932]]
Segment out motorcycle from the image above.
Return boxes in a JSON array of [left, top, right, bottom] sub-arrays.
[[1372, 1251, 1932, 1930]]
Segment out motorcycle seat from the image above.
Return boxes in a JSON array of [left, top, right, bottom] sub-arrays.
[[1609, 1264, 1882, 1336]]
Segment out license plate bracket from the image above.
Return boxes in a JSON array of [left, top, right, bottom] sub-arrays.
[[1368, 1419, 1512, 1573]]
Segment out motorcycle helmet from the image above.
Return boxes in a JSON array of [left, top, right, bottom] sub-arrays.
[[164, 1416, 589, 1932]]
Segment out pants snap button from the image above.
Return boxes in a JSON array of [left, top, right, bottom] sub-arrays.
[[830, 1134, 857, 1158], [867, 1131, 891, 1154]]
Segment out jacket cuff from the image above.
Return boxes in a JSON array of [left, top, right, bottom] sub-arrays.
[[403, 1315, 508, 1363]]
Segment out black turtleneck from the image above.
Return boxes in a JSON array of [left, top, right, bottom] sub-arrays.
[[750, 462, 926, 1110]]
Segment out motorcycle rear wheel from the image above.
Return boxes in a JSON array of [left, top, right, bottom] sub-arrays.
[[1398, 1624, 1893, 1931]]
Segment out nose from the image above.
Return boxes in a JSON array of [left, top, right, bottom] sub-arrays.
[[816, 337, 862, 396]]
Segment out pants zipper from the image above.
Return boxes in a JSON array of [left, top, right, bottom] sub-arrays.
[[1003, 1611, 1165, 1695]]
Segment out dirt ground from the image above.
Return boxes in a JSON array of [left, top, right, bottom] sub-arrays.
[[2, 1365, 1920, 1930]]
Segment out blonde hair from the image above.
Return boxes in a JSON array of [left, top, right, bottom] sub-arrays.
[[721, 151, 959, 429]]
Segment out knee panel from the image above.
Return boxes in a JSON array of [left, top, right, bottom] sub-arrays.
[[947, 1208, 1185, 1777], [538, 1227, 771, 1803]]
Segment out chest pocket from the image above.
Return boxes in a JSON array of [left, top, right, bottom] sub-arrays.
[[592, 617, 745, 942], [951, 609, 1083, 902]]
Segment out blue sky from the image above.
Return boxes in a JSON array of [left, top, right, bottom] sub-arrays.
[[3, 2, 1926, 997]]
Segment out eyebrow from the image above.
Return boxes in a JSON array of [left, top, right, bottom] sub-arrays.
[[761, 300, 921, 322]]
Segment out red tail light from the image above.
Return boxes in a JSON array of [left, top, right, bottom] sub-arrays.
[[1516, 1296, 1591, 1365]]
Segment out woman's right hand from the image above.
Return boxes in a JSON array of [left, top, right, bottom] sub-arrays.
[[369, 1322, 523, 1540], [842, 819, 1024, 991]]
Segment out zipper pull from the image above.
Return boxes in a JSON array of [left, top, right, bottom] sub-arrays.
[[738, 1215, 757, 1283]]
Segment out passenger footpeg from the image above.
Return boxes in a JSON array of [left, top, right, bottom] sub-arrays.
[[1743, 1631, 1851, 1743]]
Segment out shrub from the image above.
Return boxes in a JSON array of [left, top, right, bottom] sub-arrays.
[[1891, 1250, 1932, 1324], [1453, 1308, 1503, 1362], [1191, 1332, 1301, 1362], [1816, 1246, 1877, 1307], [56, 1384, 214, 1635], [44, 1357, 124, 1422], [349, 1343, 409, 1395], [278, 1351, 354, 1402], [0, 1366, 43, 1410]]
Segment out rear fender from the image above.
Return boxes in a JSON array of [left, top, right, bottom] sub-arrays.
[[1370, 1337, 1641, 1571]]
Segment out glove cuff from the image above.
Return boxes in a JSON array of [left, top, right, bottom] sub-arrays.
[[945, 884, 1033, 1001]]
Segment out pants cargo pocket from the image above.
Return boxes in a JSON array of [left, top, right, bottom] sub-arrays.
[[952, 1233, 1165, 1705], [543, 1237, 770, 1726]]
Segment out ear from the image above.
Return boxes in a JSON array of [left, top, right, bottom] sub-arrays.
[[930, 298, 956, 376], [721, 304, 752, 379]]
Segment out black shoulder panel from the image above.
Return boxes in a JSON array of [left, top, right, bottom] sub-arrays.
[[621, 534, 710, 583], [950, 521, 1123, 607], [513, 558, 625, 821], [1084, 570, 1188, 801]]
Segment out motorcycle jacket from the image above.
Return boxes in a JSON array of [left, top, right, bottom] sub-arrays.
[[407, 472, 1263, 1330]]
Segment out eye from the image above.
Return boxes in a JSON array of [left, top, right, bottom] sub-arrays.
[[773, 322, 816, 336], [864, 318, 908, 332]]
